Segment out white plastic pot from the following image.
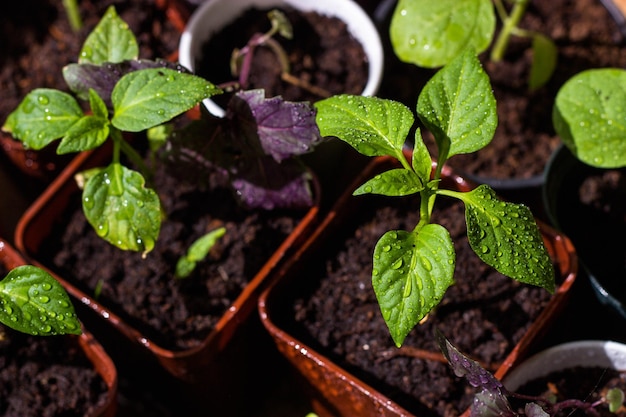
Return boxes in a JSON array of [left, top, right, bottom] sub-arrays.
[[178, 0, 384, 117], [503, 340, 626, 392]]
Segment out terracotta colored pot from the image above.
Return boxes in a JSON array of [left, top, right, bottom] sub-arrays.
[[14, 145, 321, 383], [0, 237, 118, 417], [258, 154, 578, 417], [0, 131, 73, 183]]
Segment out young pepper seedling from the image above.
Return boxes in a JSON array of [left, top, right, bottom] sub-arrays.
[[315, 48, 554, 347]]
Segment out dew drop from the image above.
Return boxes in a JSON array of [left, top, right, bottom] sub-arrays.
[[420, 256, 432, 271], [83, 196, 94, 209], [96, 222, 109, 237], [80, 46, 93, 59], [391, 259, 403, 270], [38, 296, 50, 304], [38, 95, 49, 105]]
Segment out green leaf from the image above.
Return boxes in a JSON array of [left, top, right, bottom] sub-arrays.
[[607, 388, 625, 413], [0, 266, 81, 336], [461, 185, 555, 291], [79, 5, 138, 64], [553, 68, 626, 168], [373, 225, 455, 347], [2, 89, 83, 150], [111, 68, 222, 132], [89, 88, 109, 119], [82, 163, 161, 253], [58, 90, 110, 154], [176, 227, 227, 279], [390, 0, 495, 68], [315, 95, 414, 159], [412, 129, 433, 183], [354, 169, 423, 196], [417, 49, 497, 160], [57, 115, 109, 154], [529, 34, 557, 91]]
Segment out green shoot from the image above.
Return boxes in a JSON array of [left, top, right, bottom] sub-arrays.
[[176, 227, 227, 279]]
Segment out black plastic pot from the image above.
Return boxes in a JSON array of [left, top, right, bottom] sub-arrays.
[[543, 144, 626, 320]]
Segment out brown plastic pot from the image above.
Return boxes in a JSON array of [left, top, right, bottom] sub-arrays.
[[0, 237, 118, 417], [14, 144, 321, 383], [258, 154, 578, 417]]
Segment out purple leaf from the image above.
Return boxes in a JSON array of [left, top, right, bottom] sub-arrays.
[[161, 116, 315, 210], [471, 390, 517, 417], [230, 156, 313, 210], [525, 403, 549, 417], [63, 59, 190, 106], [436, 330, 515, 416], [228, 89, 323, 162]]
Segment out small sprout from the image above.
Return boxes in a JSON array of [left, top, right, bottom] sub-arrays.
[[176, 227, 227, 279], [93, 279, 104, 300], [62, 0, 83, 32], [230, 9, 293, 85]]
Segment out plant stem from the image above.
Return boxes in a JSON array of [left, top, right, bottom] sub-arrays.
[[62, 0, 83, 32], [111, 128, 152, 180], [490, 0, 529, 62]]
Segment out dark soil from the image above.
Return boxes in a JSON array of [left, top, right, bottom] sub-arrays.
[[0, 263, 108, 417], [40, 157, 305, 351], [416, 0, 626, 183], [511, 366, 626, 416], [280, 190, 554, 416], [0, 325, 109, 417], [194, 7, 369, 109], [0, 0, 181, 180]]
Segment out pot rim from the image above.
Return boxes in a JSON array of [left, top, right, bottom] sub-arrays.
[[503, 340, 626, 392], [178, 0, 384, 117]]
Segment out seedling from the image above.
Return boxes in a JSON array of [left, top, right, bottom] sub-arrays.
[[437, 330, 626, 416], [229, 9, 330, 99], [176, 227, 226, 279], [552, 68, 626, 169], [0, 266, 81, 336], [390, 0, 557, 90], [315, 49, 554, 347]]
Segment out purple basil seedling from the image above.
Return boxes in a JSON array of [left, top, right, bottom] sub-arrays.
[[437, 330, 626, 416]]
